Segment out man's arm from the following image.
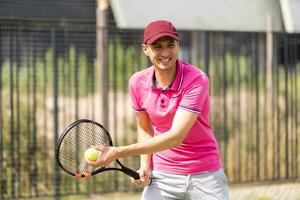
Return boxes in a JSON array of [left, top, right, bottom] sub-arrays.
[[115, 109, 198, 159], [88, 109, 198, 167], [136, 111, 154, 170]]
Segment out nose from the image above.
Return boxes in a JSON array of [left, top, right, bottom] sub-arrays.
[[160, 47, 170, 57]]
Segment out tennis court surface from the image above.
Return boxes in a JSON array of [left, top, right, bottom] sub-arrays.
[[37, 182, 300, 200]]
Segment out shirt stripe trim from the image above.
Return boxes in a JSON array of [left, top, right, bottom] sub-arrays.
[[176, 63, 184, 91], [132, 106, 146, 112], [178, 106, 201, 113]]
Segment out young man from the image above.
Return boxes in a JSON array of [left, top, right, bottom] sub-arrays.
[[88, 20, 229, 199]]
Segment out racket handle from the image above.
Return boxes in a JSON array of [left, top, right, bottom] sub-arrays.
[[123, 167, 140, 179]]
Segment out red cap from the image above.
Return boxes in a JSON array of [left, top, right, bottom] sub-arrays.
[[143, 20, 179, 44]]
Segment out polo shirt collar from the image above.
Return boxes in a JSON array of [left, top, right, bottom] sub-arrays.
[[149, 59, 184, 91]]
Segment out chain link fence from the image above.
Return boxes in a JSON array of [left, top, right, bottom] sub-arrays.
[[0, 1, 299, 199]]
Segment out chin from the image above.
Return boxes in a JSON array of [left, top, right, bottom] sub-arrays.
[[157, 64, 172, 70]]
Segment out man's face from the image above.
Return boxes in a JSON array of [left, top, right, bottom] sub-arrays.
[[142, 36, 179, 72]]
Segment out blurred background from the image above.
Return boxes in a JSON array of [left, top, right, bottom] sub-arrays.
[[0, 0, 299, 199]]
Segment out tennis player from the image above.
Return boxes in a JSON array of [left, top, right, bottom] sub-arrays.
[[88, 19, 229, 200]]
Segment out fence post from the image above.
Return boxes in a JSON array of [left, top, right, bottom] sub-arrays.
[[0, 30, 4, 200], [204, 32, 210, 75], [52, 28, 61, 200], [266, 15, 273, 179], [96, 0, 109, 128]]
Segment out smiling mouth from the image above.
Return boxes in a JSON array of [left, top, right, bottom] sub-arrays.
[[159, 57, 171, 63]]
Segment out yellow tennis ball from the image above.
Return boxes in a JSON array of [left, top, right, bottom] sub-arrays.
[[84, 148, 99, 161]]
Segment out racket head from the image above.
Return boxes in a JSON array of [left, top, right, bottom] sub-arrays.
[[55, 119, 112, 177]]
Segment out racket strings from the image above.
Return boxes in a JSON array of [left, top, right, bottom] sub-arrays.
[[58, 122, 111, 175]]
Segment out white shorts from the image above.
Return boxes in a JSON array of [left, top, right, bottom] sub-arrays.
[[142, 168, 229, 200]]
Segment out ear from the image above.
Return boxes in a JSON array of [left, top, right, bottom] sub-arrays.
[[142, 44, 149, 56]]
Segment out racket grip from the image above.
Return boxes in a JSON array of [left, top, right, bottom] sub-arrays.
[[123, 167, 140, 179]]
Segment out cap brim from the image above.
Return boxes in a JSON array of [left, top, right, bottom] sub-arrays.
[[146, 32, 179, 44]]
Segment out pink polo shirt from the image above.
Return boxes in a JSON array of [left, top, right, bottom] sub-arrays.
[[129, 59, 222, 174]]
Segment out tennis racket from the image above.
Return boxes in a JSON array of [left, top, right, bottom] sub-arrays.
[[55, 119, 140, 179]]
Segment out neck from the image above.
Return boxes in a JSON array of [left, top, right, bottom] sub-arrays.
[[155, 66, 177, 89]]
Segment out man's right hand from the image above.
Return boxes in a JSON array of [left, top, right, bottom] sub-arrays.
[[131, 168, 151, 187]]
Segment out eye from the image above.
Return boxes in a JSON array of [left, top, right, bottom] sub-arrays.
[[168, 43, 175, 48], [153, 45, 161, 50]]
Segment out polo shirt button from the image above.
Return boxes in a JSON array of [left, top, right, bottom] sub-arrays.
[[161, 104, 166, 108]]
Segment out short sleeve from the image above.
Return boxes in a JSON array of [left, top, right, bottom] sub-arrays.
[[129, 75, 145, 112], [178, 75, 209, 113]]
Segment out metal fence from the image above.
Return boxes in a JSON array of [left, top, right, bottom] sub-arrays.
[[1, 3, 300, 200]]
